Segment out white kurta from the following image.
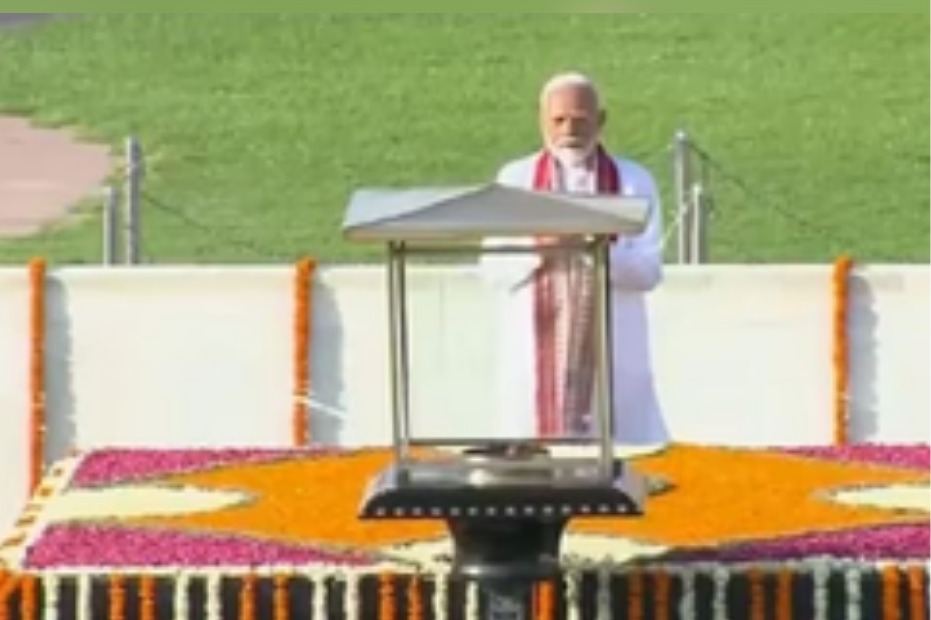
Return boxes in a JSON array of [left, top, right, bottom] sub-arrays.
[[480, 151, 669, 445]]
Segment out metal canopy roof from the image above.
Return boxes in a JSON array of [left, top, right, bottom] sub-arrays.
[[342, 184, 650, 242]]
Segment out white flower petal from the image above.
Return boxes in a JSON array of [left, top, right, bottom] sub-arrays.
[[382, 532, 667, 567], [44, 486, 250, 522], [829, 483, 930, 513]]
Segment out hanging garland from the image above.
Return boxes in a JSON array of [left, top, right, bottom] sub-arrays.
[[378, 572, 395, 619], [748, 568, 765, 620], [28, 258, 47, 496], [653, 571, 671, 619], [534, 581, 555, 619], [881, 565, 900, 620], [628, 569, 644, 620], [0, 575, 13, 620], [22, 576, 37, 620], [293, 258, 316, 446], [406, 574, 423, 620], [239, 572, 257, 620], [273, 574, 290, 620], [832, 255, 853, 446], [139, 575, 156, 620], [775, 569, 793, 620], [108, 575, 125, 620], [908, 565, 926, 620]]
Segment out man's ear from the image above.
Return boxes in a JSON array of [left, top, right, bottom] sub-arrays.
[[598, 109, 607, 129]]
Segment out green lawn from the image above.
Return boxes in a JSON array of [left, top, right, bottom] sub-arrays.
[[0, 14, 926, 265]]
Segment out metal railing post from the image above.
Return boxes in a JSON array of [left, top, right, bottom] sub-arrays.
[[102, 185, 121, 265], [672, 130, 693, 264], [124, 136, 144, 264], [690, 182, 709, 264]]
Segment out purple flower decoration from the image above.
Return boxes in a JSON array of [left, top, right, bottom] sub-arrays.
[[779, 444, 929, 470], [25, 523, 374, 569], [70, 447, 341, 488]]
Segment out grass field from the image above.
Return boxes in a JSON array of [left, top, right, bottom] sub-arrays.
[[0, 14, 926, 265]]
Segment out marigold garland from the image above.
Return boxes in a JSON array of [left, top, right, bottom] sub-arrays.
[[907, 565, 925, 620], [28, 258, 47, 495], [775, 569, 792, 620], [378, 572, 395, 620], [293, 257, 316, 446], [653, 571, 670, 620], [109, 574, 125, 620], [139, 575, 156, 620], [534, 580, 555, 620], [0, 574, 20, 620], [883, 565, 900, 620], [832, 255, 853, 446], [748, 568, 765, 620], [406, 574, 423, 620], [628, 569, 644, 620], [273, 574, 289, 620], [20, 575, 36, 620], [239, 572, 256, 620]]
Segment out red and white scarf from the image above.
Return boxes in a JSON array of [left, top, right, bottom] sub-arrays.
[[531, 145, 620, 437]]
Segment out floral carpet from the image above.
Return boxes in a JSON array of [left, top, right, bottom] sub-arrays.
[[0, 444, 927, 619], [13, 443, 928, 568]]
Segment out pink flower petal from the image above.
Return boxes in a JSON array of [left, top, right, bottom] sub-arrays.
[[71, 447, 340, 487], [26, 523, 373, 568], [779, 444, 929, 470]]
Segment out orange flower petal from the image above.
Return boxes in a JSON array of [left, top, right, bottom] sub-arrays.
[[117, 445, 926, 552]]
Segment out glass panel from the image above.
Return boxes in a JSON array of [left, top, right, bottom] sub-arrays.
[[403, 240, 604, 448]]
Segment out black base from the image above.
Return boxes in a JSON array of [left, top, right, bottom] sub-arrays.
[[357, 457, 645, 618], [446, 517, 568, 582]]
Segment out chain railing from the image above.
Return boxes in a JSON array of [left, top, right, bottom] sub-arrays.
[[101, 131, 719, 266]]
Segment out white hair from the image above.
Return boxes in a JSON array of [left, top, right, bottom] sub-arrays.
[[539, 71, 601, 109]]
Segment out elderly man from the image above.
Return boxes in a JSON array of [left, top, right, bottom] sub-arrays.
[[481, 71, 668, 445]]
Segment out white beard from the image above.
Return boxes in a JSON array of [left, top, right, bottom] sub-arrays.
[[551, 144, 594, 168]]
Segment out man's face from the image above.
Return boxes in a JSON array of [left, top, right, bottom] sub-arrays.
[[540, 85, 605, 166]]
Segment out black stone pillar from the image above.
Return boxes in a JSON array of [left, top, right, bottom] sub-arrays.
[[446, 517, 568, 620]]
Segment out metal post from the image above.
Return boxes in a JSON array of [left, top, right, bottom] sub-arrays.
[[387, 241, 411, 470], [672, 130, 693, 265], [124, 136, 144, 264], [690, 183, 709, 264], [593, 236, 615, 483], [102, 185, 120, 265]]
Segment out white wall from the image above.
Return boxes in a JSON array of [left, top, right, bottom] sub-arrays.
[[0, 263, 927, 533], [0, 269, 32, 532]]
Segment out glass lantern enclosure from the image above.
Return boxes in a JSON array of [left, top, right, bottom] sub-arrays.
[[342, 183, 652, 510]]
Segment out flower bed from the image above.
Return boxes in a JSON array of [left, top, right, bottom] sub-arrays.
[[69, 448, 320, 488], [0, 444, 927, 619]]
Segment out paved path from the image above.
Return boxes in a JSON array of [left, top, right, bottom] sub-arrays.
[[0, 14, 61, 28], [0, 14, 111, 238], [0, 118, 113, 237]]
